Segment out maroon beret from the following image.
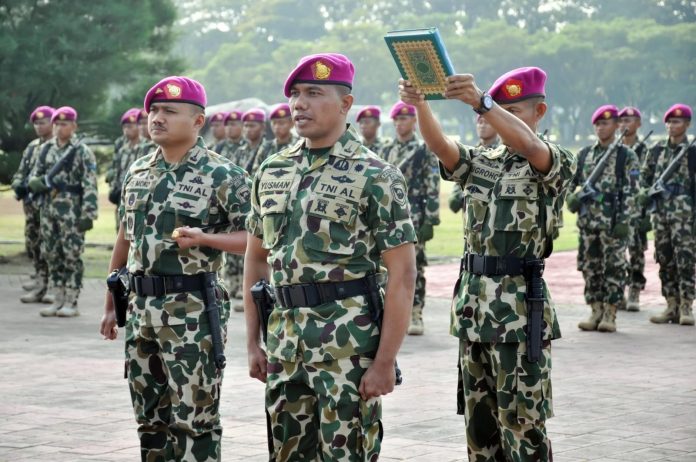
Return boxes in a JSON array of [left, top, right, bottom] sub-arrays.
[[121, 108, 141, 125], [664, 103, 692, 122], [591, 105, 619, 124], [30, 106, 55, 122], [269, 103, 291, 120], [284, 53, 355, 98], [51, 106, 77, 123], [209, 112, 228, 123], [144, 76, 207, 111], [224, 110, 243, 124], [390, 102, 416, 119], [357, 106, 381, 122], [618, 106, 641, 119], [242, 108, 266, 123], [489, 67, 546, 104]]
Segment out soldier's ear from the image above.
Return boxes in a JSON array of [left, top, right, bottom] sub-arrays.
[[534, 101, 547, 121], [340, 93, 354, 115]]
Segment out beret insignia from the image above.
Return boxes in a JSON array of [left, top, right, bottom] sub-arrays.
[[675, 109, 683, 116], [129, 115, 136, 122], [155, 88, 164, 94], [504, 79, 523, 98], [364, 110, 372, 117], [627, 109, 634, 116], [59, 113, 66, 120], [278, 109, 286, 117], [36, 111, 44, 119], [166, 83, 182, 98], [312, 60, 332, 80], [603, 111, 611, 119], [400, 107, 409, 114]]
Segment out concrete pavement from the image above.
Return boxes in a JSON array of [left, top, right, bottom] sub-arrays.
[[0, 248, 695, 461]]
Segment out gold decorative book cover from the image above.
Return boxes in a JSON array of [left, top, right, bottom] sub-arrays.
[[384, 28, 455, 100]]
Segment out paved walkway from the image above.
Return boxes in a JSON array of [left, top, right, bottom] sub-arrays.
[[0, 246, 695, 461]]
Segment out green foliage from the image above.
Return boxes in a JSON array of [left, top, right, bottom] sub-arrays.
[[0, 0, 183, 180], [174, 0, 696, 144]]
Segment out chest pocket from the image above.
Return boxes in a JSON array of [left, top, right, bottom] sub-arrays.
[[302, 195, 359, 257], [162, 192, 211, 235], [259, 192, 289, 249], [123, 185, 150, 241], [493, 180, 540, 232]]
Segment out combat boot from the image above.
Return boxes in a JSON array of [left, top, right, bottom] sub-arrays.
[[407, 305, 424, 335], [41, 292, 55, 304], [679, 300, 694, 326], [20, 280, 47, 303], [22, 279, 38, 291], [578, 302, 604, 331], [598, 304, 617, 332], [57, 289, 80, 317], [626, 287, 640, 312], [650, 297, 679, 324], [40, 288, 65, 317]]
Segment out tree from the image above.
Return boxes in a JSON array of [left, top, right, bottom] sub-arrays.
[[0, 0, 183, 165]]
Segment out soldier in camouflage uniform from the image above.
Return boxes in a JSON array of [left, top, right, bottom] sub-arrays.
[[28, 106, 99, 317], [215, 109, 248, 310], [252, 103, 298, 172], [568, 105, 639, 332], [215, 110, 246, 158], [99, 76, 251, 461], [235, 108, 266, 174], [244, 53, 416, 462], [137, 109, 157, 156], [356, 105, 387, 153], [401, 66, 574, 461], [12, 106, 54, 303], [206, 111, 227, 150], [381, 101, 440, 335], [107, 108, 142, 231], [618, 106, 651, 311], [640, 104, 695, 326], [448, 115, 500, 217]]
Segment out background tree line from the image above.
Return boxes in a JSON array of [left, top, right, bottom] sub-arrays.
[[1, 0, 695, 183]]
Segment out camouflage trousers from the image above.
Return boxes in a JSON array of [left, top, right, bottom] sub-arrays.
[[653, 218, 695, 301], [125, 315, 228, 462], [577, 229, 627, 305], [459, 340, 553, 462], [23, 201, 48, 284], [222, 253, 243, 298], [266, 354, 383, 461], [39, 204, 84, 294], [414, 242, 427, 311], [627, 227, 647, 290]]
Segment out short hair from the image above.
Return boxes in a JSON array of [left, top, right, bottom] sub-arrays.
[[335, 85, 351, 97]]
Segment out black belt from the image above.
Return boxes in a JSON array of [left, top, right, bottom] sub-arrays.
[[462, 253, 544, 277], [129, 272, 216, 297], [53, 184, 83, 194], [275, 277, 371, 309]]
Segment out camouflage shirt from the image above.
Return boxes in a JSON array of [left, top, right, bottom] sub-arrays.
[[119, 137, 251, 327], [247, 125, 416, 363], [12, 138, 47, 184], [381, 136, 440, 231], [236, 140, 265, 175], [139, 138, 157, 158], [364, 137, 389, 155], [449, 140, 500, 215], [443, 141, 575, 343], [642, 137, 695, 222], [215, 138, 246, 161], [111, 138, 142, 190], [251, 135, 299, 173], [573, 142, 640, 230], [33, 136, 99, 221]]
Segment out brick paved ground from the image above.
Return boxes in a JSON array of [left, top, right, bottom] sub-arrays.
[[0, 245, 694, 461]]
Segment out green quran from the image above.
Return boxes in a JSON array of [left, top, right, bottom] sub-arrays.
[[384, 27, 455, 100]]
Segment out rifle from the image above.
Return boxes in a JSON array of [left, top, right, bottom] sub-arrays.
[[576, 129, 627, 216], [44, 140, 84, 197], [647, 137, 696, 211]]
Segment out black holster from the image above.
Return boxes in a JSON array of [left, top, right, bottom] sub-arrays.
[[199, 272, 226, 370], [251, 279, 275, 344], [524, 259, 546, 363], [106, 267, 130, 328], [365, 273, 403, 386]]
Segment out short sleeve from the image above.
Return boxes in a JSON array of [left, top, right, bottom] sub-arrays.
[[220, 167, 252, 232], [367, 166, 416, 252], [530, 142, 577, 197], [439, 142, 479, 183]]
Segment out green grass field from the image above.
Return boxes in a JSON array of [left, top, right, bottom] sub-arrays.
[[0, 177, 582, 278]]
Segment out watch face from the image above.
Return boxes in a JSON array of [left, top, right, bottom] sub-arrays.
[[483, 94, 493, 109]]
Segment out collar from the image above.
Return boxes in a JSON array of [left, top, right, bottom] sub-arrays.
[[149, 137, 207, 170], [284, 124, 364, 160]]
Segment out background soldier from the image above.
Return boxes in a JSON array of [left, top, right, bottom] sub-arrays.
[[641, 104, 695, 326], [207, 111, 227, 150], [400, 66, 573, 460], [99, 76, 251, 461], [137, 109, 157, 156], [216, 109, 245, 158], [356, 105, 385, 153], [237, 108, 266, 174], [107, 108, 141, 231], [12, 106, 54, 303], [568, 105, 639, 332], [252, 102, 297, 171], [27, 106, 99, 317], [244, 53, 416, 461], [380, 101, 440, 335], [618, 106, 650, 311], [448, 114, 500, 217]]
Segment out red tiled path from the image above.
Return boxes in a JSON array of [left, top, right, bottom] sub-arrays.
[[426, 241, 666, 308]]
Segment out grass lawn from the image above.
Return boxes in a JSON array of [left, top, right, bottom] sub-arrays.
[[0, 176, 584, 278]]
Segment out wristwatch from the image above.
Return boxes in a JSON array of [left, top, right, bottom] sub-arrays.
[[473, 92, 493, 115]]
